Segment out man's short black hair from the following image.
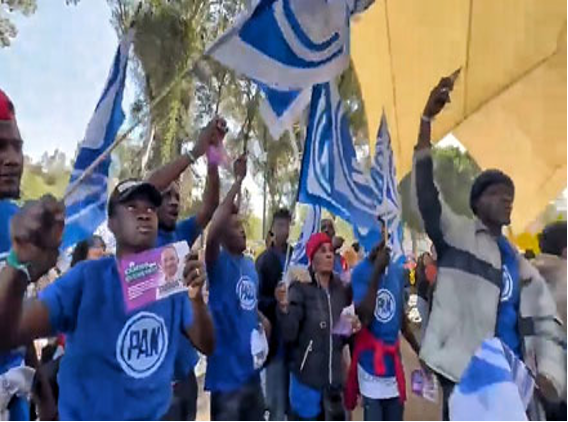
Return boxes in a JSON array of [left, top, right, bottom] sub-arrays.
[[539, 221, 567, 257], [272, 208, 292, 225]]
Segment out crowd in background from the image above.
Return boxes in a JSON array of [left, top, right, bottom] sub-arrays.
[[0, 74, 566, 422]]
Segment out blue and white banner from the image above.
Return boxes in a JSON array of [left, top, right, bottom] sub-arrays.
[[358, 112, 404, 256], [258, 85, 312, 140], [287, 204, 322, 268], [298, 82, 380, 247], [207, 0, 375, 139], [62, 31, 133, 249], [450, 338, 535, 421]]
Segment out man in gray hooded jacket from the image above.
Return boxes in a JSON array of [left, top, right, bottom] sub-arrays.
[[412, 74, 566, 420]]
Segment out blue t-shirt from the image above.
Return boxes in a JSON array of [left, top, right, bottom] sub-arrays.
[[351, 257, 405, 377], [0, 200, 29, 421], [156, 216, 202, 380], [156, 217, 201, 249], [0, 200, 19, 262], [205, 249, 261, 393], [38, 257, 193, 420], [496, 237, 521, 357]]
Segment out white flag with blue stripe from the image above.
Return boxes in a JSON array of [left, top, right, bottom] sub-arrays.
[[207, 0, 375, 139], [288, 204, 322, 268], [356, 112, 404, 256], [298, 81, 380, 245], [450, 338, 535, 421], [62, 31, 133, 249]]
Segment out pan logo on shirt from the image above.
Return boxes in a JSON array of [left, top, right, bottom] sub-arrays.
[[500, 266, 513, 302], [116, 312, 168, 379], [374, 289, 396, 323], [236, 276, 257, 311]]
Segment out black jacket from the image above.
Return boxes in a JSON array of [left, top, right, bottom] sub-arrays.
[[278, 268, 352, 390], [256, 246, 290, 363]]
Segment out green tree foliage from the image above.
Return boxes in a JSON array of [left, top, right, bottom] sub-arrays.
[[0, 0, 37, 47], [104, 0, 369, 241]]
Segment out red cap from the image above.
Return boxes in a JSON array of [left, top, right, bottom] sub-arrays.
[[306, 233, 332, 264], [0, 89, 15, 121]]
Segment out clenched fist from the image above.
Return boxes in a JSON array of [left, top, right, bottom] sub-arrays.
[[10, 195, 65, 282]]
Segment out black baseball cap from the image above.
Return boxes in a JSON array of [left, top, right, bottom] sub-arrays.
[[107, 179, 162, 216]]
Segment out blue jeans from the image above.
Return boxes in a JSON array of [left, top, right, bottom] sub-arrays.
[[263, 357, 288, 420], [362, 397, 404, 421]]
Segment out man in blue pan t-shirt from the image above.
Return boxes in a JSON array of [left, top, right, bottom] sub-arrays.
[[204, 155, 271, 421], [0, 179, 214, 420], [147, 118, 225, 421]]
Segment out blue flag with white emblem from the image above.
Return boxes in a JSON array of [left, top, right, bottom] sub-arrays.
[[298, 81, 380, 245], [298, 84, 403, 255], [62, 31, 133, 249], [207, 0, 375, 139], [356, 112, 404, 256], [450, 338, 535, 421]]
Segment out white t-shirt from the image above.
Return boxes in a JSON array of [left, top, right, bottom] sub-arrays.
[[357, 364, 399, 399]]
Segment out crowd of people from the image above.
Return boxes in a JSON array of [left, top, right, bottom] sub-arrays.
[[0, 73, 565, 422]]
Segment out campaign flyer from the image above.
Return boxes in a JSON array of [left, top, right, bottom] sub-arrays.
[[118, 241, 190, 312], [411, 369, 439, 403]]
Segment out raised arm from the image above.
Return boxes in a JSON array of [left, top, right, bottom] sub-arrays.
[[205, 155, 247, 265], [194, 163, 220, 230], [146, 117, 227, 192], [183, 255, 215, 355], [412, 74, 466, 250], [0, 196, 64, 351], [355, 244, 390, 327]]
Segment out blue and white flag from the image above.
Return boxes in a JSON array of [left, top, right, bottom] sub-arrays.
[[287, 204, 322, 268], [62, 31, 133, 249], [450, 338, 535, 421], [298, 81, 380, 246], [258, 85, 312, 140], [357, 112, 404, 256], [207, 0, 375, 139]]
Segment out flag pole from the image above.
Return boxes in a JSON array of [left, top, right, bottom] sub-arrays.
[[64, 53, 209, 201], [283, 128, 305, 272]]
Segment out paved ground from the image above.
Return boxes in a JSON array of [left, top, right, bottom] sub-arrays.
[[196, 337, 441, 421]]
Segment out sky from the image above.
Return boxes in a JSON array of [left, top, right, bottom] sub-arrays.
[[0, 1, 271, 215], [0, 0, 135, 161]]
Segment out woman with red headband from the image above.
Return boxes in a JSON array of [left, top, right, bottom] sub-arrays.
[[276, 233, 360, 420]]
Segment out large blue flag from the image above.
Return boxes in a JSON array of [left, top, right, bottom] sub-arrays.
[[298, 81, 380, 247], [62, 31, 133, 249], [207, 0, 375, 139], [298, 83, 404, 254]]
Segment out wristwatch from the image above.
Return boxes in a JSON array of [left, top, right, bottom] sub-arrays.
[[6, 250, 32, 284]]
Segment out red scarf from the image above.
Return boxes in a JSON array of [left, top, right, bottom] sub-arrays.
[[344, 327, 406, 410]]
